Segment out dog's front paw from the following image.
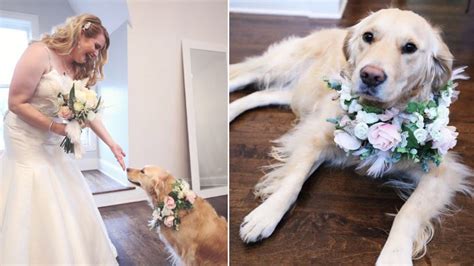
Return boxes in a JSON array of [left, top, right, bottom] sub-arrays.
[[239, 200, 285, 243]]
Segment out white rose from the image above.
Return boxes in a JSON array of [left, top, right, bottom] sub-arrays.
[[414, 112, 424, 129], [354, 123, 369, 140], [85, 90, 98, 108], [424, 107, 437, 120], [426, 119, 445, 141], [75, 89, 87, 104], [437, 105, 450, 120], [413, 128, 428, 144], [400, 131, 409, 148], [339, 93, 352, 111], [334, 130, 361, 151], [87, 111, 96, 121], [73, 102, 84, 112], [348, 100, 362, 114], [356, 111, 379, 124]]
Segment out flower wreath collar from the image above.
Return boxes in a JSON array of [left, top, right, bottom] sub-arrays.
[[149, 179, 197, 231], [326, 66, 468, 177]]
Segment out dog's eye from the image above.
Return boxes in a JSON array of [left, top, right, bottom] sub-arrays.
[[362, 32, 374, 44], [140, 169, 145, 174], [402, 42, 417, 54]]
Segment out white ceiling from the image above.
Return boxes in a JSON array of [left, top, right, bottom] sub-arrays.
[[67, 0, 129, 34]]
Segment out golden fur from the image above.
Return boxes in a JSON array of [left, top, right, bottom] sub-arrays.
[[127, 166, 227, 265], [230, 8, 471, 264]]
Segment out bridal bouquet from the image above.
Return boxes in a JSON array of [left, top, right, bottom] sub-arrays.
[[56, 79, 102, 159]]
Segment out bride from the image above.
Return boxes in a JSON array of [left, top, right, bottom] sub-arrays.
[[0, 14, 125, 264]]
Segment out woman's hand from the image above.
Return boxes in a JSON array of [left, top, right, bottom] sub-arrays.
[[110, 143, 126, 170], [50, 122, 67, 136]]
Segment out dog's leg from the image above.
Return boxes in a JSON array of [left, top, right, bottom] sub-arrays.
[[239, 114, 337, 243], [229, 89, 292, 122], [230, 36, 309, 93], [376, 153, 472, 265]]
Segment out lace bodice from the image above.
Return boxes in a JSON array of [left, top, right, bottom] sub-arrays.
[[30, 69, 73, 117]]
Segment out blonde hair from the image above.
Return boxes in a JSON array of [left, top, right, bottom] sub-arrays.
[[41, 14, 110, 86]]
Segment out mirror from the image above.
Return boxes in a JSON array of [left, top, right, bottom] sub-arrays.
[[182, 40, 228, 198]]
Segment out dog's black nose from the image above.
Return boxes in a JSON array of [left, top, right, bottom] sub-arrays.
[[360, 65, 387, 87]]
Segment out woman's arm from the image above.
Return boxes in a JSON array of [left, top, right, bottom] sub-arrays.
[[89, 118, 126, 170], [8, 43, 66, 136]]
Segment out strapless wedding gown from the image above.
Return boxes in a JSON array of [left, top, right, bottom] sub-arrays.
[[0, 70, 118, 264]]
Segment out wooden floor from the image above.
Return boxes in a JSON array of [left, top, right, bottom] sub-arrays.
[[230, 0, 474, 265], [83, 170, 134, 195], [99, 196, 227, 265]]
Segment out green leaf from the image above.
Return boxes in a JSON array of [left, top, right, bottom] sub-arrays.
[[361, 104, 384, 114]]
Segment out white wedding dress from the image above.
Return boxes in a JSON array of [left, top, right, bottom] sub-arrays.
[[0, 69, 118, 264]]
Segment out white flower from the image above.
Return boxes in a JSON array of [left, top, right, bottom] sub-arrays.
[[339, 93, 352, 110], [440, 88, 453, 106], [75, 89, 87, 104], [348, 100, 362, 114], [413, 128, 428, 144], [432, 126, 458, 154], [399, 131, 409, 148], [354, 122, 369, 140], [334, 130, 361, 151], [426, 118, 447, 141], [424, 107, 437, 119], [178, 191, 185, 199], [437, 105, 450, 120], [356, 110, 379, 124], [87, 111, 96, 121], [73, 102, 84, 112], [85, 90, 98, 108], [414, 112, 424, 128], [161, 207, 173, 217], [152, 208, 162, 221]]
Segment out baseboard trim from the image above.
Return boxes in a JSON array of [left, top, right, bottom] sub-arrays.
[[94, 187, 147, 208], [230, 0, 347, 19]]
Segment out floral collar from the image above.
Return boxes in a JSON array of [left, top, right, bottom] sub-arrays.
[[149, 179, 197, 231], [326, 67, 468, 177]]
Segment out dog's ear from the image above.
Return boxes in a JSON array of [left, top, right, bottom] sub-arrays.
[[343, 28, 355, 62], [428, 29, 453, 90]]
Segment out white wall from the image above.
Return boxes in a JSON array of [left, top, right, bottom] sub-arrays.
[[127, 0, 228, 181], [98, 21, 129, 182]]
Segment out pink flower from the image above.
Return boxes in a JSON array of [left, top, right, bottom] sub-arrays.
[[334, 130, 361, 151], [164, 196, 176, 210], [432, 126, 458, 154], [164, 216, 174, 227], [368, 123, 401, 151], [185, 191, 197, 204], [378, 108, 399, 122], [58, 106, 73, 120]]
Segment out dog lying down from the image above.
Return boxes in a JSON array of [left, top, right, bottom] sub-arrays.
[[127, 166, 227, 265], [230, 8, 471, 265]]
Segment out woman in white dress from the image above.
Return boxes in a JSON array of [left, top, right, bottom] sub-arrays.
[[0, 14, 125, 264]]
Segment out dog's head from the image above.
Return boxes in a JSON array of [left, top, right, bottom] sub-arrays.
[[343, 8, 452, 108], [127, 166, 175, 207]]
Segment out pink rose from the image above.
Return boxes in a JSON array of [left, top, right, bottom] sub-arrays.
[[164, 196, 176, 210], [368, 123, 401, 151], [334, 130, 361, 151], [378, 108, 399, 122], [58, 106, 73, 120], [164, 216, 174, 227], [432, 126, 458, 154], [185, 191, 197, 204]]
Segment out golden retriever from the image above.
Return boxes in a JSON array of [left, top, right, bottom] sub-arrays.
[[230, 8, 471, 265], [127, 166, 227, 265]]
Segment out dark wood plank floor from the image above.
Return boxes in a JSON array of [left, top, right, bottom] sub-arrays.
[[230, 0, 474, 265], [99, 196, 228, 265]]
